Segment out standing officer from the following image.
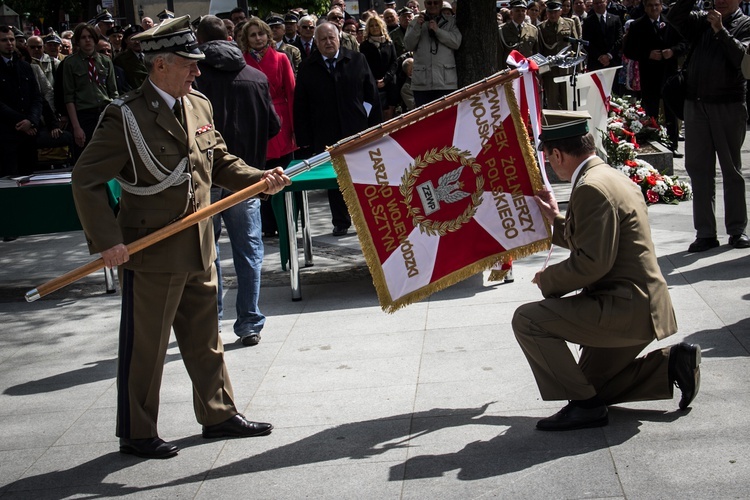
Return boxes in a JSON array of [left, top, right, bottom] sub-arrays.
[[71, 16, 290, 459], [500, 0, 540, 69], [512, 110, 700, 431], [538, 1, 579, 109]]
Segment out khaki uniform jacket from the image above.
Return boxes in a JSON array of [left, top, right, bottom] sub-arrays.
[[499, 21, 539, 68], [72, 81, 264, 273], [539, 158, 677, 341], [538, 17, 578, 57]]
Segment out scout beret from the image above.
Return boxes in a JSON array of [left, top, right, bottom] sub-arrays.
[[132, 15, 204, 60]]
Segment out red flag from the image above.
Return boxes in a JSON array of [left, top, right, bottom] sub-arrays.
[[329, 73, 551, 312]]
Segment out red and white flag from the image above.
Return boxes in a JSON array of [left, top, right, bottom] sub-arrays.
[[329, 71, 551, 312]]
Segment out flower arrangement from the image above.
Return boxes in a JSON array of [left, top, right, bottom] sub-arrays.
[[616, 158, 692, 205], [602, 96, 691, 205], [604, 96, 671, 163]]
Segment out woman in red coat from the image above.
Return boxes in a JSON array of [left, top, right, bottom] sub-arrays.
[[239, 18, 296, 235]]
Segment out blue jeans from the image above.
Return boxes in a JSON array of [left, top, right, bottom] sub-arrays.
[[212, 187, 265, 336]]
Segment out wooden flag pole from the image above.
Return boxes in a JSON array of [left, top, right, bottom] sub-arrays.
[[24, 153, 331, 302]]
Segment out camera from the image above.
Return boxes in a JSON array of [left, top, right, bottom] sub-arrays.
[[702, 0, 714, 10]]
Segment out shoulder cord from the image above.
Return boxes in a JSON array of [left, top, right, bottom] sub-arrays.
[[116, 103, 191, 196], [499, 26, 519, 49], [539, 24, 565, 51]]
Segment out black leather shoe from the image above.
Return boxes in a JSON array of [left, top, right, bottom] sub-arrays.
[[729, 233, 750, 249], [332, 226, 349, 236], [203, 414, 273, 439], [671, 150, 684, 158], [669, 343, 701, 410], [119, 437, 178, 459], [240, 333, 260, 346], [687, 237, 719, 253], [536, 403, 608, 431]]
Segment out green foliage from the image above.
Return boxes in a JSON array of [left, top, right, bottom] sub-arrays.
[[4, 0, 82, 31]]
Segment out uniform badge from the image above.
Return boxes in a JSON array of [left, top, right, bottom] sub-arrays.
[[151, 100, 160, 108]]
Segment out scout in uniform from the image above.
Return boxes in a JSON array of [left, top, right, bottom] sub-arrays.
[[72, 16, 290, 459]]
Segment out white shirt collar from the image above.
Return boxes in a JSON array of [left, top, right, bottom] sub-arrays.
[[571, 155, 598, 187], [149, 79, 177, 110], [323, 50, 340, 62], [2, 55, 12, 64]]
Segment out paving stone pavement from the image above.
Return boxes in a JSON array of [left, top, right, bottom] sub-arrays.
[[1, 138, 749, 499]]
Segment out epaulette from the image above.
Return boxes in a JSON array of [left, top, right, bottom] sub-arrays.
[[189, 88, 209, 101], [109, 89, 142, 107]]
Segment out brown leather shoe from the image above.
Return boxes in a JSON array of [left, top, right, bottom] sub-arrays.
[[202, 414, 273, 439]]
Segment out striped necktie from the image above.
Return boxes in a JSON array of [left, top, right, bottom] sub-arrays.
[[87, 56, 99, 84]]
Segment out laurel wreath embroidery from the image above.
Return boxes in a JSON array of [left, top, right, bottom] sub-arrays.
[[400, 146, 484, 237]]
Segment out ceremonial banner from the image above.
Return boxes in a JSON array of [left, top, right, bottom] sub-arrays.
[[329, 73, 551, 312]]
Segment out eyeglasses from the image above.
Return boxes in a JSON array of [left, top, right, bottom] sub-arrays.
[[330, 15, 343, 20], [301, 25, 315, 29]]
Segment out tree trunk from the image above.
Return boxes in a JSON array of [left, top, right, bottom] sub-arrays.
[[455, 0, 501, 87]]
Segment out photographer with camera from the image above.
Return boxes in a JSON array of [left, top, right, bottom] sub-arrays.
[[668, 0, 750, 252], [404, 0, 462, 107]]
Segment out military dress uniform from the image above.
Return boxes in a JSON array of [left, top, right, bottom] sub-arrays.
[[538, 16, 578, 109], [72, 18, 268, 444], [499, 21, 539, 69]]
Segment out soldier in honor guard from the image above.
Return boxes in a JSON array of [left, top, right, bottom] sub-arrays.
[[114, 25, 147, 90], [92, 9, 116, 38], [538, 1, 579, 109], [71, 15, 291, 459], [499, 0, 540, 69]]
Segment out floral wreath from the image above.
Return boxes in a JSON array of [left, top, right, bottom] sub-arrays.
[[400, 146, 484, 237]]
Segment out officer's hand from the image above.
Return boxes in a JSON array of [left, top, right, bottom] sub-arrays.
[[261, 167, 292, 195], [101, 243, 129, 269], [534, 189, 560, 223]]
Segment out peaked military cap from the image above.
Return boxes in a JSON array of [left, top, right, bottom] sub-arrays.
[[398, 7, 414, 15], [266, 15, 284, 26], [157, 9, 175, 21], [122, 24, 144, 39], [284, 12, 299, 23], [11, 26, 26, 40], [539, 110, 592, 145], [43, 33, 62, 44], [133, 15, 204, 60], [509, 0, 528, 8], [106, 25, 124, 36], [546, 1, 563, 10], [95, 9, 115, 23]]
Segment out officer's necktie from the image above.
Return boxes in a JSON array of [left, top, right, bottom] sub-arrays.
[[173, 99, 184, 128]]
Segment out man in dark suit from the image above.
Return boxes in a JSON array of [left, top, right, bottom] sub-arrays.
[[513, 110, 700, 431], [294, 22, 381, 236], [72, 16, 290, 459], [623, 0, 687, 154], [293, 15, 317, 63], [582, 0, 624, 71], [0, 26, 43, 176]]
